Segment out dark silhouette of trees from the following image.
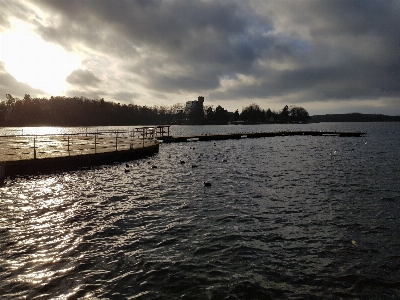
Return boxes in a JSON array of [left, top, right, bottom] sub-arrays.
[[311, 113, 400, 122], [169, 103, 185, 124], [240, 104, 310, 124], [240, 103, 265, 124], [0, 94, 311, 126], [0, 94, 177, 126], [289, 106, 310, 123], [203, 105, 229, 124], [265, 108, 274, 122], [214, 105, 229, 125], [205, 105, 214, 123], [279, 105, 290, 123], [233, 109, 240, 121]]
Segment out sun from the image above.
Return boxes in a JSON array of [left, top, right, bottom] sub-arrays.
[[0, 19, 81, 95]]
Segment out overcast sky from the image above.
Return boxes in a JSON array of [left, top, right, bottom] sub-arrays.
[[1, 0, 399, 115]]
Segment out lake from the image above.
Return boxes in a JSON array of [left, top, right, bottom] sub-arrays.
[[1, 123, 399, 299]]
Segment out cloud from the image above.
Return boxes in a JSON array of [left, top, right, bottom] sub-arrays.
[[112, 91, 140, 102], [0, 0, 33, 31], [0, 62, 46, 98], [66, 68, 101, 87], [1, 0, 399, 114]]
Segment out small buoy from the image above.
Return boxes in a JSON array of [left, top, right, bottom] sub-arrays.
[[180, 160, 185, 164], [351, 240, 357, 246], [204, 182, 211, 187]]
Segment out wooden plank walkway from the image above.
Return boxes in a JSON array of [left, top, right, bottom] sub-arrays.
[[0, 135, 157, 162], [157, 130, 367, 143], [0, 131, 160, 181]]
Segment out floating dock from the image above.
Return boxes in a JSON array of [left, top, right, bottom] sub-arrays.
[[157, 130, 367, 143], [0, 129, 161, 181]]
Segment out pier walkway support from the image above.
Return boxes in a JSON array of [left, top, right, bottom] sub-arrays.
[[0, 128, 161, 181], [157, 130, 366, 143]]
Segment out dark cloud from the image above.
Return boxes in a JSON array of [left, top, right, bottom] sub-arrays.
[[31, 0, 262, 87], [2, 0, 400, 113], [66, 69, 101, 87], [0, 62, 45, 98]]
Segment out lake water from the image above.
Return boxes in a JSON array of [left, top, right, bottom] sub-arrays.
[[1, 123, 399, 299]]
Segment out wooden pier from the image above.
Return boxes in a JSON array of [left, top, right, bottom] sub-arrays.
[[0, 128, 161, 181], [157, 130, 366, 143]]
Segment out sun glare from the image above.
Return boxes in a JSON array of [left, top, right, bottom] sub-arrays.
[[0, 20, 81, 95]]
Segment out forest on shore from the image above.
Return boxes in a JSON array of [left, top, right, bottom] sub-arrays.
[[0, 94, 310, 126], [311, 113, 400, 122]]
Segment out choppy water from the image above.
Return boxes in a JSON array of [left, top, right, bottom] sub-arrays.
[[1, 123, 400, 299]]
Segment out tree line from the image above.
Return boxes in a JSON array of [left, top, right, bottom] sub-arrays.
[[236, 103, 309, 124], [311, 113, 400, 122], [0, 94, 309, 126]]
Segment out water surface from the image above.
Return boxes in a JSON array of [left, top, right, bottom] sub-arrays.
[[1, 123, 399, 299]]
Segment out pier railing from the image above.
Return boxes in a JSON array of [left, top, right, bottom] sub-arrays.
[[0, 126, 170, 162]]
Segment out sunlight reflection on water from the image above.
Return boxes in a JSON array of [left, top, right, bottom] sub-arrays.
[[1, 127, 67, 136], [1, 175, 83, 296]]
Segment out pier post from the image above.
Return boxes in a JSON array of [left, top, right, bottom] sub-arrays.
[[95, 133, 97, 154], [33, 136, 37, 159], [142, 128, 145, 148], [115, 132, 118, 151], [0, 164, 5, 183], [130, 130, 133, 149], [67, 136, 70, 156]]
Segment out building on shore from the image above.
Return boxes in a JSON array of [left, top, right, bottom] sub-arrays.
[[184, 96, 205, 124], [184, 96, 204, 116]]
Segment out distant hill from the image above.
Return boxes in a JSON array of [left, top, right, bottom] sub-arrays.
[[311, 113, 400, 122]]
